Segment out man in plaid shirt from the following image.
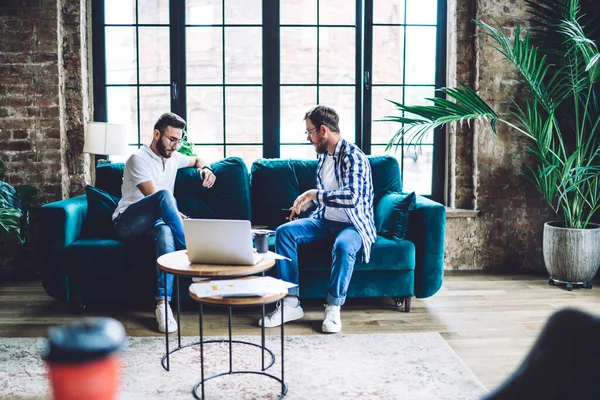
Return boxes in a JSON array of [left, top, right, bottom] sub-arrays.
[[259, 105, 376, 333]]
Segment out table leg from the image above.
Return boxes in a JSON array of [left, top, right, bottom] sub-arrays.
[[164, 272, 169, 371], [176, 275, 181, 348], [261, 304, 266, 371], [199, 303, 205, 400], [281, 301, 285, 395], [228, 306, 233, 373]]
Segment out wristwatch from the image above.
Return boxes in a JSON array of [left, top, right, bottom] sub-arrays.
[[201, 166, 213, 174]]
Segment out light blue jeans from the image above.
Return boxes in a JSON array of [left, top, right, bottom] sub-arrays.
[[275, 218, 363, 306], [114, 190, 186, 301]]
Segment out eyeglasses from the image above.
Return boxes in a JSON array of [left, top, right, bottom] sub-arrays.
[[163, 134, 183, 146], [304, 127, 317, 136]]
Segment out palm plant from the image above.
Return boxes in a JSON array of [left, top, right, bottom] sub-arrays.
[[383, 0, 600, 229]]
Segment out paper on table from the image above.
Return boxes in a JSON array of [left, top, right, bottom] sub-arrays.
[[190, 276, 297, 298], [255, 250, 291, 261]]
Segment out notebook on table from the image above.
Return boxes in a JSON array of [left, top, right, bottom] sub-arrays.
[[182, 219, 263, 266]]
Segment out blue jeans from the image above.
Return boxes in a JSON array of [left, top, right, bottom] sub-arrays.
[[275, 218, 363, 306], [114, 190, 186, 301]]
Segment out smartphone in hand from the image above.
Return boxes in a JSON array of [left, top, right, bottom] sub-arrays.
[[280, 207, 294, 222]]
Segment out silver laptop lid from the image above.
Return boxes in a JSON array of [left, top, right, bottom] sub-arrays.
[[183, 219, 255, 265]]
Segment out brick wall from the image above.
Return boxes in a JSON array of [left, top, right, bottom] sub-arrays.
[[444, 0, 555, 272], [0, 0, 89, 278]]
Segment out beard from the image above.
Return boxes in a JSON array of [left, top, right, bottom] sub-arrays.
[[156, 138, 172, 158], [312, 137, 329, 154]]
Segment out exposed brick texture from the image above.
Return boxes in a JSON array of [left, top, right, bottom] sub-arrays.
[[0, 0, 89, 278]]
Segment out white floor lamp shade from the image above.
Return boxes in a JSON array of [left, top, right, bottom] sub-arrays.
[[84, 122, 129, 155]]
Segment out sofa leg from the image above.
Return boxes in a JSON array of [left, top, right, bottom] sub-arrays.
[[404, 296, 412, 313], [392, 297, 404, 308]]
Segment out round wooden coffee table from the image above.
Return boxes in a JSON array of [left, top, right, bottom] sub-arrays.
[[189, 277, 288, 400], [156, 250, 276, 371]]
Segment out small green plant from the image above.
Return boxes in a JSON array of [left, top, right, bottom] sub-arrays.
[[0, 160, 39, 244], [177, 129, 197, 157]]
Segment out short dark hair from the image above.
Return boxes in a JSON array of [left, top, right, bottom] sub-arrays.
[[304, 105, 340, 133], [154, 112, 186, 135]]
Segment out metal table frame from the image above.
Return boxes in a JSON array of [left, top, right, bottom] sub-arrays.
[[193, 298, 287, 400]]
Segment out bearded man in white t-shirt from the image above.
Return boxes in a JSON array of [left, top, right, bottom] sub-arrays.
[[112, 112, 216, 333]]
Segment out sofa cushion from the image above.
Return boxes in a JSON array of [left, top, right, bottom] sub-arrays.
[[250, 155, 402, 227], [175, 157, 252, 220], [368, 156, 402, 201], [83, 185, 119, 238], [298, 235, 415, 272], [250, 159, 318, 226], [375, 191, 416, 239], [95, 163, 125, 198]]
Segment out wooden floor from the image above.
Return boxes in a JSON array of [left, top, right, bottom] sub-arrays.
[[2, 272, 600, 390]]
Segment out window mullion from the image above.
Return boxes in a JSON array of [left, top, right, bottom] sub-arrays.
[[169, 0, 186, 119], [262, 0, 280, 158]]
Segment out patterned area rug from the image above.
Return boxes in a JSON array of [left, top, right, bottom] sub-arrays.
[[0, 333, 487, 400]]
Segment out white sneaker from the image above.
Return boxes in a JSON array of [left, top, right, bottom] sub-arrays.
[[156, 303, 178, 333], [322, 304, 342, 333], [258, 301, 304, 328]]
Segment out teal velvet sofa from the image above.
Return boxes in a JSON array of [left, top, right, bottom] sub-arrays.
[[40, 155, 445, 312]]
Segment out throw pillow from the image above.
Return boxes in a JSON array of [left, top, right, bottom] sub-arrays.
[[84, 184, 120, 238], [374, 191, 416, 239]]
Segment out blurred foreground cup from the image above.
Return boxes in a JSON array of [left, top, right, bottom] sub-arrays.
[[43, 317, 126, 400]]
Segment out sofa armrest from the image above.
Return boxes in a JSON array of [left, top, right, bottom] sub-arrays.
[[407, 195, 446, 298], [40, 195, 87, 300]]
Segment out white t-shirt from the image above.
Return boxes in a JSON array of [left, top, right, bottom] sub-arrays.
[[321, 154, 351, 223], [112, 145, 193, 220]]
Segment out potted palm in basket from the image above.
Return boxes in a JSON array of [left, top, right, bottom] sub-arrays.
[[382, 0, 600, 290]]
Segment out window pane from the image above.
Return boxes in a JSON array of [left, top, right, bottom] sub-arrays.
[[405, 26, 436, 84], [281, 86, 317, 144], [139, 86, 171, 144], [406, 0, 437, 25], [319, 28, 355, 84], [280, 144, 318, 160], [372, 26, 404, 84], [138, 0, 169, 25], [225, 27, 262, 84], [225, 145, 262, 169], [281, 28, 317, 84], [225, 87, 262, 144], [187, 87, 223, 143], [404, 86, 435, 143], [320, 0, 355, 25], [187, 27, 223, 84], [318, 86, 355, 143], [373, 0, 405, 24], [193, 145, 224, 164], [187, 0, 222, 25], [105, 0, 135, 24], [281, 0, 316, 25], [139, 27, 170, 84], [107, 87, 138, 144], [225, 0, 261, 24], [371, 144, 433, 195], [371, 86, 403, 144], [106, 27, 137, 85]]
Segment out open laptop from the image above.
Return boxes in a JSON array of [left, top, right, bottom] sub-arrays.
[[183, 219, 263, 266]]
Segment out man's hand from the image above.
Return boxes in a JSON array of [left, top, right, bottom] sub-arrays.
[[199, 168, 216, 188], [179, 211, 189, 220], [291, 189, 317, 218]]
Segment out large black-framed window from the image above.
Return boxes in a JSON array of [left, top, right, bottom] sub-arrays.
[[93, 0, 446, 202]]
